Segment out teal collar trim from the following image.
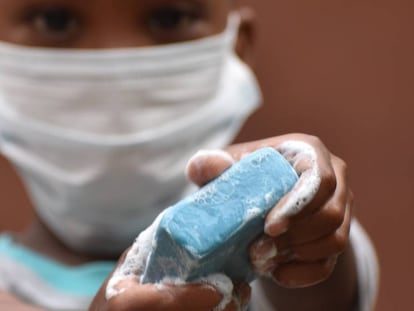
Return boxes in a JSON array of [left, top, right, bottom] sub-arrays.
[[0, 234, 116, 297]]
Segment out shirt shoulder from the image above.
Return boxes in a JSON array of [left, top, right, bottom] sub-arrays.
[[350, 220, 380, 311], [0, 233, 116, 311]]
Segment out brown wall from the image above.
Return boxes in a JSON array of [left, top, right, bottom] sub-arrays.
[[235, 1, 413, 310], [1, 1, 413, 310]]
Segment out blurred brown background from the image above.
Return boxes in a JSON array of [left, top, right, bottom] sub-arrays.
[[1, 0, 413, 310]]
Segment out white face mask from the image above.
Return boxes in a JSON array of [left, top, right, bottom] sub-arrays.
[[0, 16, 261, 255]]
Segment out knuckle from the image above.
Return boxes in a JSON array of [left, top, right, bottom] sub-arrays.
[[325, 204, 344, 229], [336, 157, 348, 172], [333, 156, 349, 177], [305, 134, 322, 146], [349, 190, 355, 205], [321, 170, 337, 194], [290, 133, 322, 148], [301, 133, 322, 144], [332, 233, 348, 254]]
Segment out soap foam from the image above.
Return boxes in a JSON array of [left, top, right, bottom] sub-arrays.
[[272, 140, 321, 220], [106, 210, 235, 311], [201, 274, 234, 311], [191, 184, 219, 205], [250, 237, 278, 273], [106, 211, 165, 300], [153, 273, 234, 311], [243, 207, 262, 224]]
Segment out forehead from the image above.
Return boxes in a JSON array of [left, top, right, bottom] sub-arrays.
[[1, 0, 232, 8], [0, 0, 234, 21]]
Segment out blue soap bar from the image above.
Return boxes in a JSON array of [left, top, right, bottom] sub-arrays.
[[141, 147, 298, 284]]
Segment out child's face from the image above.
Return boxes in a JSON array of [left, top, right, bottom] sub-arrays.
[[0, 0, 232, 49], [0, 1, 260, 257]]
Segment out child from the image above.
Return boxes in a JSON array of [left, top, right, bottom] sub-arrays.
[[0, 0, 378, 310]]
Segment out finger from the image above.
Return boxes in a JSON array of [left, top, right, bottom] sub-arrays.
[[222, 299, 244, 311], [288, 153, 347, 223], [286, 200, 352, 262], [250, 190, 352, 274], [186, 150, 235, 186], [275, 201, 346, 250], [274, 170, 351, 249], [249, 235, 293, 275], [222, 283, 251, 311], [251, 191, 352, 274], [264, 141, 326, 236], [108, 282, 222, 311], [271, 257, 338, 288], [249, 235, 278, 274], [265, 141, 339, 236], [236, 282, 252, 310]]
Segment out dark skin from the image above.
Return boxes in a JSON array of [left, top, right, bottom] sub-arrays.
[[0, 0, 229, 48], [0, 1, 358, 310]]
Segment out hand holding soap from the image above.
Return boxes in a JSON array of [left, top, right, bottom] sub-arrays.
[[141, 147, 298, 284]]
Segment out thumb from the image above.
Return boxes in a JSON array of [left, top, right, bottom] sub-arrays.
[[186, 150, 235, 187], [265, 141, 322, 236], [107, 282, 222, 311]]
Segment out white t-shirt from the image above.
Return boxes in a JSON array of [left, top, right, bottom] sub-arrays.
[[0, 234, 115, 310]]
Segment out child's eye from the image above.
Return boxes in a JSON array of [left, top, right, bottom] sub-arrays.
[[25, 7, 80, 41], [146, 4, 203, 37]]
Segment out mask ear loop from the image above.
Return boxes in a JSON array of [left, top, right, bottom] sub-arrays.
[[225, 12, 242, 48]]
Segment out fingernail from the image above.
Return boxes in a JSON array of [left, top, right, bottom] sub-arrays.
[[265, 216, 289, 236], [185, 149, 234, 184]]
